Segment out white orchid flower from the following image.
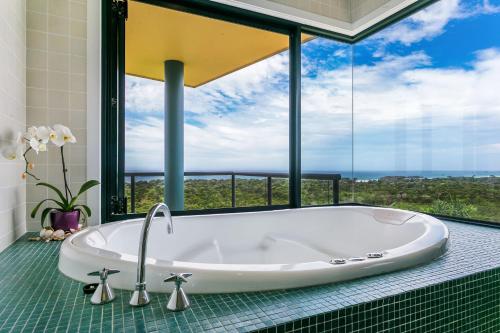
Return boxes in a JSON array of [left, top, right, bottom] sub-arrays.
[[36, 126, 51, 144], [26, 126, 49, 153], [29, 137, 41, 153], [26, 126, 37, 140], [49, 129, 60, 146], [50, 124, 77, 147]]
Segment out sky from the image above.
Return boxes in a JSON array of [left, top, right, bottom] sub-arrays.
[[125, 0, 500, 173]]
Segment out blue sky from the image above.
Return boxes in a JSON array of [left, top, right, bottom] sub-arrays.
[[125, 0, 500, 173]]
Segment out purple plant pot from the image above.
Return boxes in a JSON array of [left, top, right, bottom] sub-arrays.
[[50, 210, 80, 231]]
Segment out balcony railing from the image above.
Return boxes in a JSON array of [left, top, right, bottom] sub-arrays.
[[125, 171, 341, 213]]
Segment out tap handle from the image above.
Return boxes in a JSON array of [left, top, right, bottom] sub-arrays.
[[87, 268, 119, 305], [164, 272, 192, 285], [88, 268, 120, 280]]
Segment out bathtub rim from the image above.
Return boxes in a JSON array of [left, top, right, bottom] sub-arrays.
[[60, 205, 449, 273]]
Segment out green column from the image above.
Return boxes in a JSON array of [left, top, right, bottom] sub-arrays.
[[164, 60, 184, 210]]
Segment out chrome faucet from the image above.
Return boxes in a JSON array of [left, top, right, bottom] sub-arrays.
[[129, 203, 173, 307]]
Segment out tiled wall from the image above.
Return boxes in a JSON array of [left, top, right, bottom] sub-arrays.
[[26, 0, 87, 231], [0, 0, 27, 251], [255, 269, 500, 332]]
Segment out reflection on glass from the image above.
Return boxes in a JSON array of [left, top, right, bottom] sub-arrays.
[[301, 37, 353, 206], [353, 0, 500, 222]]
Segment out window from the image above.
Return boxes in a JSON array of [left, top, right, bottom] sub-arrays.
[[301, 36, 353, 206], [103, 0, 500, 224], [352, 0, 500, 222], [114, 1, 293, 216]]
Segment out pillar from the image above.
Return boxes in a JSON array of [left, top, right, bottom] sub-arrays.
[[164, 60, 184, 210]]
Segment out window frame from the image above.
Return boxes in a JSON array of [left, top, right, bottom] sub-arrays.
[[102, 0, 460, 223]]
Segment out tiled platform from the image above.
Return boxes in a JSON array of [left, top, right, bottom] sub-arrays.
[[1, 220, 500, 332]]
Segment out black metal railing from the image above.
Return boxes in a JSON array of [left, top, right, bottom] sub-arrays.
[[125, 171, 341, 213]]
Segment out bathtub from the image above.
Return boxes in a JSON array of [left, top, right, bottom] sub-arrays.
[[59, 206, 448, 293]]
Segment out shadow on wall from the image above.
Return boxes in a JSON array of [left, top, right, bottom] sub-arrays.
[[0, 128, 22, 160]]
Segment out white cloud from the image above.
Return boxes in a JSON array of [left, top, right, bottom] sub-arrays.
[[376, 0, 462, 46], [370, 0, 500, 49], [125, 43, 500, 172], [480, 143, 500, 152], [125, 77, 164, 113], [353, 48, 500, 128], [125, 116, 164, 171], [352, 48, 500, 171], [482, 0, 500, 13], [125, 53, 291, 172]]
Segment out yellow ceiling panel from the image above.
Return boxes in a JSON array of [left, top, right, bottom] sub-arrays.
[[126, 1, 310, 88]]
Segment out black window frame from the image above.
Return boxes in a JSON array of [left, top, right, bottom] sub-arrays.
[[102, 0, 456, 223]]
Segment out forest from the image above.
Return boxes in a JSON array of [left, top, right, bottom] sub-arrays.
[[125, 176, 500, 223]]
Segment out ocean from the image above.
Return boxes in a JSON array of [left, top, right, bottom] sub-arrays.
[[124, 170, 499, 182]]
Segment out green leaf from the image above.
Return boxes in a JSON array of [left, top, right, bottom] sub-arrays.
[[77, 180, 100, 197], [36, 183, 68, 206], [31, 199, 65, 218], [69, 180, 100, 207], [40, 207, 56, 228], [75, 204, 91, 217]]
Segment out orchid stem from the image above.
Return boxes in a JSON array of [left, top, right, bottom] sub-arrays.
[[23, 147, 40, 181], [60, 146, 73, 201]]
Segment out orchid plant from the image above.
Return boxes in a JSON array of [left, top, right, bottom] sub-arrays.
[[2, 124, 99, 227]]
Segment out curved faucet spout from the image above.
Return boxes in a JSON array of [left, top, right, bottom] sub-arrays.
[[130, 202, 173, 307]]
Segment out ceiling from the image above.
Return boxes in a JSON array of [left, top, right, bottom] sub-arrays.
[[126, 1, 311, 87], [211, 0, 422, 37]]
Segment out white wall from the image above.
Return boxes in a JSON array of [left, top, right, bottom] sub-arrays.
[[0, 0, 27, 251], [26, 0, 89, 231]]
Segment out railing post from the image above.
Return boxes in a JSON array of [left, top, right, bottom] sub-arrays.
[[267, 176, 272, 206], [130, 175, 136, 213], [231, 174, 236, 208], [333, 178, 340, 205]]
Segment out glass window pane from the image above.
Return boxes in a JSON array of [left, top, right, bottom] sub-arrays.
[[125, 3, 289, 213], [301, 36, 353, 206], [353, 0, 500, 222]]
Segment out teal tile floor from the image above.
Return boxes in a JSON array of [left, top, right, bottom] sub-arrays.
[[1, 220, 500, 332]]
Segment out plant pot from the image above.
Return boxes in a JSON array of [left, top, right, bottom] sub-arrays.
[[50, 210, 80, 231]]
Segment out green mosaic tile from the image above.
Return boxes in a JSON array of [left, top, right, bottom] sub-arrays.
[[1, 220, 500, 332]]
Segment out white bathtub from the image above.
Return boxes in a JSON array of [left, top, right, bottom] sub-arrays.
[[59, 206, 448, 293]]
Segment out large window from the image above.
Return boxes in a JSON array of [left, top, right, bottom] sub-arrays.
[[352, 0, 500, 222], [104, 0, 500, 224], [123, 2, 290, 213]]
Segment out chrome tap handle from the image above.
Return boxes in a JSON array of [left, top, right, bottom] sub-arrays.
[[88, 268, 120, 280], [164, 273, 192, 312], [87, 268, 120, 305], [164, 273, 192, 285]]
